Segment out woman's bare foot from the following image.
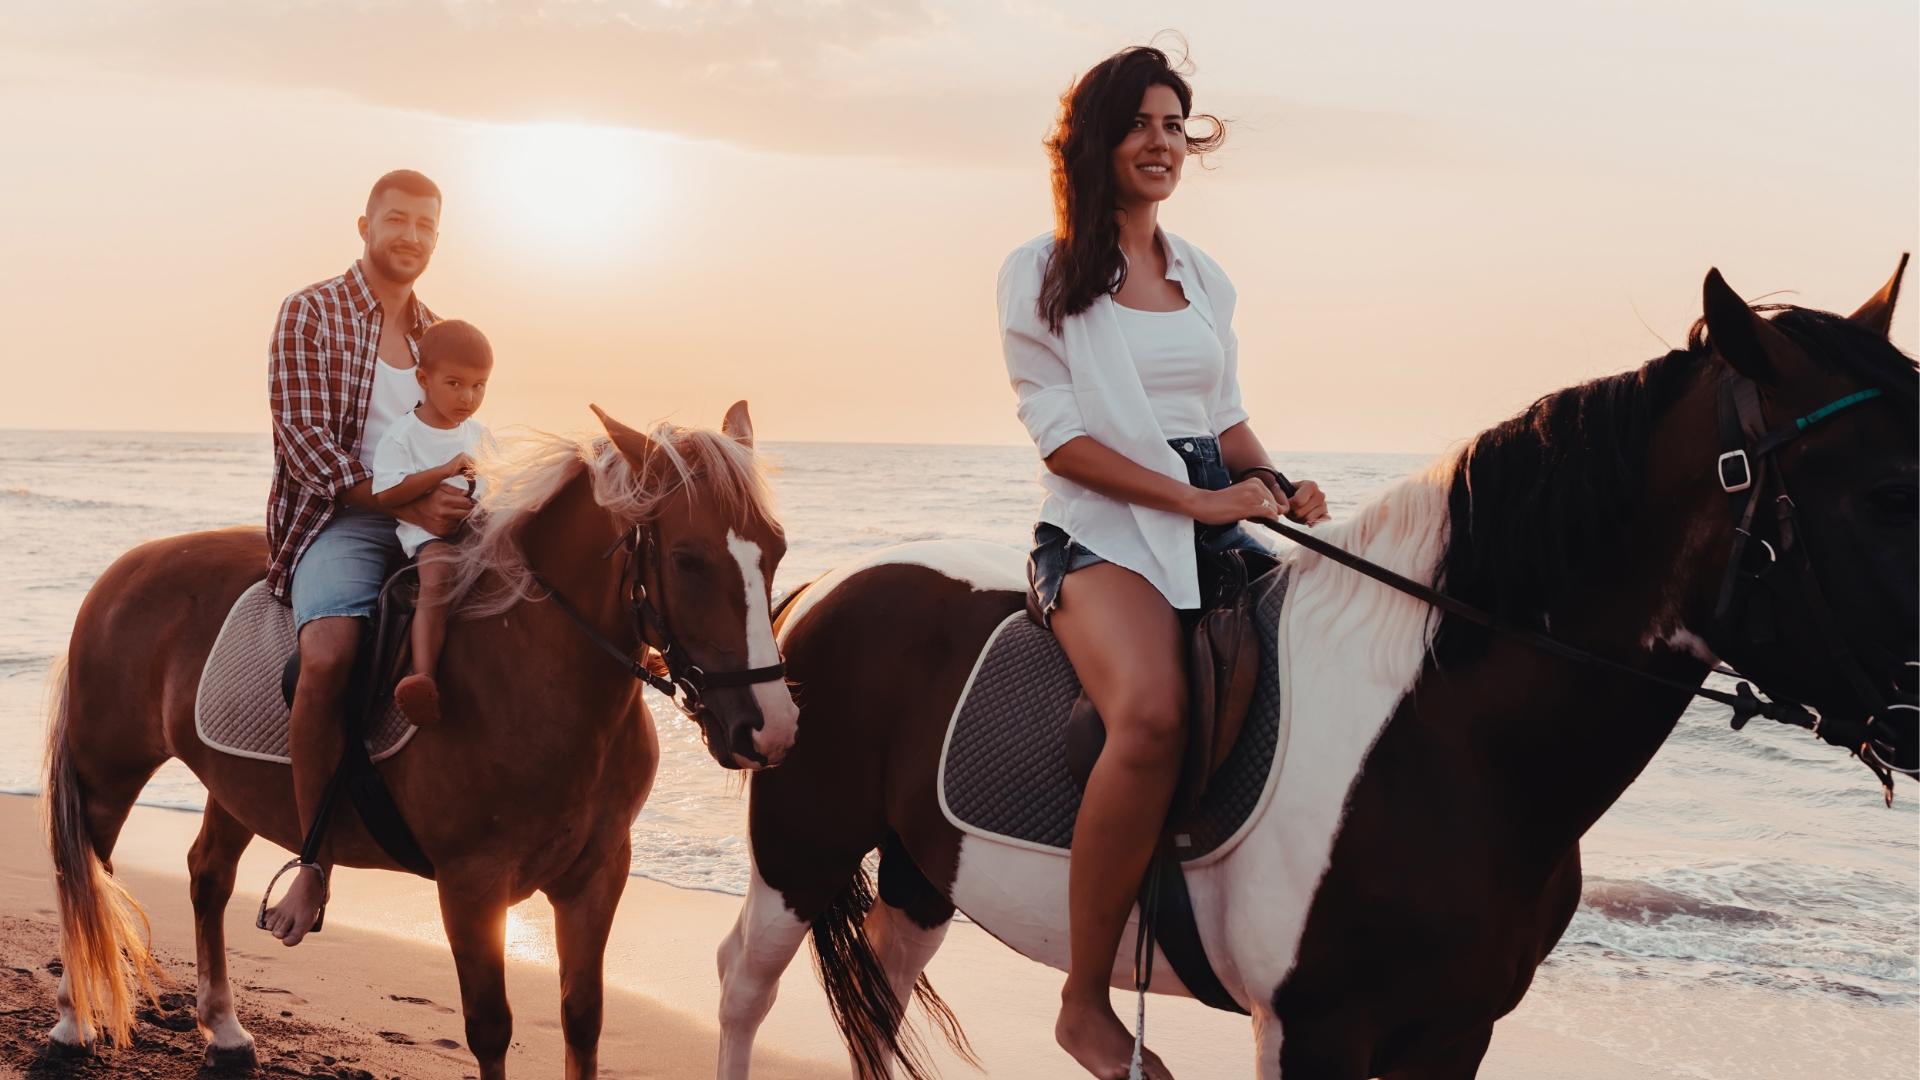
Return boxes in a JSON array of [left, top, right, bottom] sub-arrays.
[[394, 673, 441, 725], [1056, 992, 1173, 1079], [261, 866, 326, 947]]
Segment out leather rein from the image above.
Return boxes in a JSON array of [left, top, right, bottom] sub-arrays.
[[531, 521, 786, 733], [1246, 375, 1915, 804]]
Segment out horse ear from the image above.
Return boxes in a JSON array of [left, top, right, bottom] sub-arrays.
[[1848, 253, 1909, 338], [590, 403, 658, 466], [1702, 268, 1803, 385], [721, 400, 755, 449]]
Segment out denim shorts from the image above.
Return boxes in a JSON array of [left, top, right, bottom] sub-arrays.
[[1025, 435, 1275, 628], [289, 506, 403, 632]]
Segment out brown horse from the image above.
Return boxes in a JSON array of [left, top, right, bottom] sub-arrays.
[[44, 402, 793, 1079], [715, 265, 1916, 1079]]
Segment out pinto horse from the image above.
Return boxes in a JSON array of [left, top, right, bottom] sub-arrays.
[[715, 265, 1916, 1079], [44, 402, 792, 1080]]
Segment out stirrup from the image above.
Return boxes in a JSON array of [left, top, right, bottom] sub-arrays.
[[255, 858, 330, 935]]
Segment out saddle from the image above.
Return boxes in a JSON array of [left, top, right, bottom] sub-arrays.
[[1051, 546, 1276, 819], [195, 566, 435, 879]]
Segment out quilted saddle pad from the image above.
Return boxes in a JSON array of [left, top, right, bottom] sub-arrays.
[[937, 567, 1291, 864], [194, 581, 415, 764]]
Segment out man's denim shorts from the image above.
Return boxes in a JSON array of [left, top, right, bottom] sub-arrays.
[[289, 507, 403, 632]]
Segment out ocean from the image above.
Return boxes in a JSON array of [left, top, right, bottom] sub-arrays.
[[2, 429, 1914, 1076]]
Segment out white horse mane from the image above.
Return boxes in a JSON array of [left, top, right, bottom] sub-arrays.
[[1281, 456, 1456, 685], [446, 424, 777, 618]]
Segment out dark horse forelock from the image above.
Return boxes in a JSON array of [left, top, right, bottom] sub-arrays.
[[1434, 308, 1917, 668]]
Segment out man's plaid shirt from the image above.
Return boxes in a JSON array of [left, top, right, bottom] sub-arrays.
[[265, 261, 437, 600]]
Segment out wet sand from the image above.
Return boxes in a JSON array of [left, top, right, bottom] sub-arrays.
[[0, 794, 1736, 1078]]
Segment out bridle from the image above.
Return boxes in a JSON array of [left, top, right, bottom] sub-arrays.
[[1708, 370, 1913, 793], [532, 519, 787, 758], [1249, 372, 1916, 803]]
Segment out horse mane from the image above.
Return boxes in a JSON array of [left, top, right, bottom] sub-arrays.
[[446, 423, 778, 618], [1430, 304, 1916, 665]]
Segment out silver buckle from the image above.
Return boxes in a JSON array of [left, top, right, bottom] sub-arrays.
[[1717, 449, 1752, 493]]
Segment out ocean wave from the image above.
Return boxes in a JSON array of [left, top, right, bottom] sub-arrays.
[[1569, 871, 1918, 1000]]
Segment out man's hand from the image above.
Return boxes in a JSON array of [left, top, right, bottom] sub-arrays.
[[394, 485, 474, 537]]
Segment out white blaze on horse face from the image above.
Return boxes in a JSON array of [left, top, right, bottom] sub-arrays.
[[727, 530, 797, 763]]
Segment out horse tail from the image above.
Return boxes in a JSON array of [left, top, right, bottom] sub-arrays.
[[43, 656, 158, 1047], [809, 865, 971, 1080]]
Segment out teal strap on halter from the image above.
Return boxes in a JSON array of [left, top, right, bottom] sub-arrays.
[[1797, 388, 1883, 430]]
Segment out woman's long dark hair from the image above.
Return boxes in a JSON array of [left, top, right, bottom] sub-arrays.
[[1038, 43, 1224, 334]]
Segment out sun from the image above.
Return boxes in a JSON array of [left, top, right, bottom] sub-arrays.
[[474, 121, 670, 253]]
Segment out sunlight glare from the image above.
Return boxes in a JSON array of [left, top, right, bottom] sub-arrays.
[[476, 121, 668, 254]]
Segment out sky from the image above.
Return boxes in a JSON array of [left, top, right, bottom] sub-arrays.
[[1, 0, 1914, 454]]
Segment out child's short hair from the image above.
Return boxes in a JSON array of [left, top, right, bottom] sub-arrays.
[[418, 319, 493, 371]]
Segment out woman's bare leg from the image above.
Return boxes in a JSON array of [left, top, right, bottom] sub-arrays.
[[1048, 563, 1186, 1080]]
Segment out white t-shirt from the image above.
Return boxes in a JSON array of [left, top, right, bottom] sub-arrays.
[[1112, 303, 1227, 439], [356, 359, 422, 468], [371, 411, 495, 557]]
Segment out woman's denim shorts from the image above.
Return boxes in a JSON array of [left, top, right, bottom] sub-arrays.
[[1025, 435, 1274, 628]]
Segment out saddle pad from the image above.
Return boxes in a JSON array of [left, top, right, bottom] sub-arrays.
[[938, 567, 1291, 864], [194, 581, 415, 764]]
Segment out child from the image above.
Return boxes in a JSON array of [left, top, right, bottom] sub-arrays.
[[373, 319, 496, 726]]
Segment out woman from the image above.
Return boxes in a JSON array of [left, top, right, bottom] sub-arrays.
[[998, 44, 1328, 1079]]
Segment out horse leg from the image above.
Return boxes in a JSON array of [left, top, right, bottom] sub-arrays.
[[715, 864, 812, 1080], [1380, 1025, 1494, 1080], [439, 886, 513, 1080], [187, 798, 257, 1067], [861, 834, 962, 1077], [1271, 1020, 1373, 1080], [545, 837, 630, 1080]]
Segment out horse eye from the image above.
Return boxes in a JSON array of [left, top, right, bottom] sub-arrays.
[[672, 552, 709, 576]]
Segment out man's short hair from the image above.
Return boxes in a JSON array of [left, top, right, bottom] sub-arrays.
[[418, 320, 492, 371], [367, 169, 442, 214]]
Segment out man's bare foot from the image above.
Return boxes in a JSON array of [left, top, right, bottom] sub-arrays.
[[394, 673, 441, 725], [261, 866, 326, 948], [1056, 993, 1173, 1080]]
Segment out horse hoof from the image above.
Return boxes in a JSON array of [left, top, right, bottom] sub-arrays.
[[205, 1040, 259, 1070], [44, 1035, 93, 1060]]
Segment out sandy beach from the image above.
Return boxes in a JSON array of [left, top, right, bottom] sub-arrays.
[[0, 793, 1780, 1080]]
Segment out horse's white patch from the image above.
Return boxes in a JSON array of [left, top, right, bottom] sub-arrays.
[[776, 539, 1026, 647], [1646, 625, 1719, 665], [948, 835, 1199, 998], [717, 864, 810, 1080], [728, 531, 798, 762], [943, 465, 1454, 1024]]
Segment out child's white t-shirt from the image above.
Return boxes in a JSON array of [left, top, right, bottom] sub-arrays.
[[370, 411, 495, 557]]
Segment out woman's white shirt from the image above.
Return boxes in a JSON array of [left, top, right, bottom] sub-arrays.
[[997, 230, 1249, 610], [1113, 303, 1225, 439]]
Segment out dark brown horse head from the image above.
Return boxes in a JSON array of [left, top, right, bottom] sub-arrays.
[[1697, 257, 1917, 771], [592, 401, 797, 769]]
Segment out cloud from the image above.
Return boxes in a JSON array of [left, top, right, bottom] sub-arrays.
[[3, 0, 1443, 169]]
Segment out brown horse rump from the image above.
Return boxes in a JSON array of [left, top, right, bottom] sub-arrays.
[[937, 566, 1292, 863], [193, 581, 414, 764]]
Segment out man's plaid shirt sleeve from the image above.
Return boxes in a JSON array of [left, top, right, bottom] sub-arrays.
[[268, 293, 370, 496]]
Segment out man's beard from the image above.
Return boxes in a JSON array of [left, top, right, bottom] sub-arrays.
[[367, 241, 429, 286]]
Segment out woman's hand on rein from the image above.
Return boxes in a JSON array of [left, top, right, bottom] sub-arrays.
[[1282, 479, 1330, 525], [1189, 477, 1286, 526]]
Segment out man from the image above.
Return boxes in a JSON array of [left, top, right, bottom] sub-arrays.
[[260, 170, 472, 946]]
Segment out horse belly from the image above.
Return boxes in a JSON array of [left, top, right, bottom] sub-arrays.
[[947, 834, 1199, 1000]]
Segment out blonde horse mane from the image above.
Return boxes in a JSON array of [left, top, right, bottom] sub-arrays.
[[445, 423, 777, 618]]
